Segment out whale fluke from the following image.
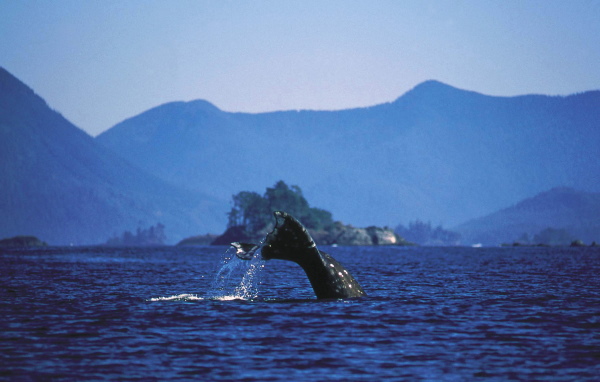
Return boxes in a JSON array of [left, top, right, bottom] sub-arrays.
[[232, 211, 366, 299], [230, 242, 260, 260]]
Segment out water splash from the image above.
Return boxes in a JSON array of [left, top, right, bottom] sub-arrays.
[[150, 246, 266, 302], [205, 245, 265, 300]]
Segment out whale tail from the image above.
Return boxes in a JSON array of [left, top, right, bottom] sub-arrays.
[[230, 242, 260, 260], [261, 211, 318, 262], [230, 211, 366, 299], [232, 211, 318, 263]]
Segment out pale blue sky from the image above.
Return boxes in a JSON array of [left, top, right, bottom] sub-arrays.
[[2, 0, 600, 136]]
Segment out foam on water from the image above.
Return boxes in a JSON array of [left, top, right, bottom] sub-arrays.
[[149, 294, 249, 302], [149, 294, 203, 301]]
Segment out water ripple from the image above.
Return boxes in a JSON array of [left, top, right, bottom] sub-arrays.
[[1, 246, 600, 380]]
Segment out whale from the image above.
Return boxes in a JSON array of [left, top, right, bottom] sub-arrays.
[[231, 211, 366, 299]]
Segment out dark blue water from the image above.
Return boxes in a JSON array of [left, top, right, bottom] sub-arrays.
[[2, 246, 599, 381]]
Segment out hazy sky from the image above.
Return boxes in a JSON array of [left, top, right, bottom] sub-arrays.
[[2, 0, 600, 136]]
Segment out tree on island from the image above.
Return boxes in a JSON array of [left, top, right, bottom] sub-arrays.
[[395, 220, 461, 246], [227, 181, 334, 236], [105, 223, 166, 246]]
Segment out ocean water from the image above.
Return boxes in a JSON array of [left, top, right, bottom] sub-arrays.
[[1, 245, 599, 381]]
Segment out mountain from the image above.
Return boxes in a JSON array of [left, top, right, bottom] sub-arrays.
[[0, 67, 226, 245], [455, 188, 600, 245], [97, 80, 600, 229]]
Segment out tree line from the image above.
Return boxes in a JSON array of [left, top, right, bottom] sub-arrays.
[[395, 220, 461, 246], [105, 223, 166, 246]]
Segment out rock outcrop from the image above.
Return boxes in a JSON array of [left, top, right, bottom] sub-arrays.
[[314, 222, 407, 246], [366, 226, 401, 245]]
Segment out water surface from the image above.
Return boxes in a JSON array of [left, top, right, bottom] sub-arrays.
[[2, 246, 599, 381]]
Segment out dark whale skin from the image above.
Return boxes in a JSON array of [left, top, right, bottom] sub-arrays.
[[233, 211, 366, 299]]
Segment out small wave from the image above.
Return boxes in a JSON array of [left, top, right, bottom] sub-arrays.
[[149, 294, 204, 301], [149, 294, 253, 302], [210, 295, 250, 301]]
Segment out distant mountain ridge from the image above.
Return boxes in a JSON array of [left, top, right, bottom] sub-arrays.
[[3, 64, 600, 245], [455, 188, 600, 245], [97, 80, 600, 229], [0, 67, 226, 244]]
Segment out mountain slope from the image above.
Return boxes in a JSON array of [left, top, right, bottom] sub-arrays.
[[0, 67, 226, 244], [97, 80, 600, 228], [455, 188, 600, 245]]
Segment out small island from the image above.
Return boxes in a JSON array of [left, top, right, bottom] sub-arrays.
[[179, 181, 413, 246], [0, 235, 48, 247], [502, 227, 600, 248], [177, 234, 219, 246]]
